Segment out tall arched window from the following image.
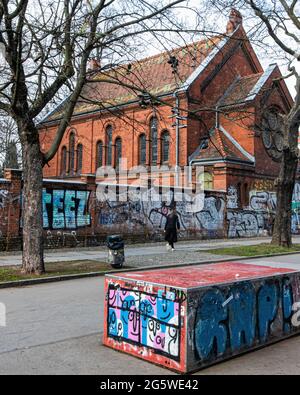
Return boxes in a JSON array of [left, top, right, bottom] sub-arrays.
[[96, 140, 103, 169], [161, 131, 170, 163], [61, 146, 67, 175], [106, 125, 113, 166], [150, 117, 158, 164], [139, 133, 146, 165], [115, 138, 122, 168], [76, 144, 83, 174], [69, 132, 75, 174]]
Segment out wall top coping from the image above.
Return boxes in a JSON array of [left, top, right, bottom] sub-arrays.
[[43, 179, 87, 185]]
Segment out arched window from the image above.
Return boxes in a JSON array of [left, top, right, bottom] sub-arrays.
[[76, 144, 83, 174], [139, 133, 146, 165], [150, 117, 158, 164], [199, 172, 213, 190], [69, 132, 75, 174], [106, 125, 113, 166], [96, 140, 103, 169], [61, 146, 67, 175], [261, 107, 284, 162], [115, 138, 122, 168], [161, 131, 170, 163]]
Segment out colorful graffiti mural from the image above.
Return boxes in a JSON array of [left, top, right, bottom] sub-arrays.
[[42, 188, 91, 229], [107, 284, 181, 360]]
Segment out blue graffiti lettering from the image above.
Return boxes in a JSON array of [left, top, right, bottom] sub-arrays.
[[282, 278, 293, 333], [42, 188, 91, 229], [257, 282, 278, 342], [194, 289, 227, 360], [228, 283, 255, 350]]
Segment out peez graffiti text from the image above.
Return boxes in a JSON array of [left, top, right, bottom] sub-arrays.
[[42, 188, 91, 229]]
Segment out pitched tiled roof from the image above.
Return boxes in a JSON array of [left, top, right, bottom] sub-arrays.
[[192, 128, 254, 164], [43, 36, 223, 123], [217, 73, 263, 107]]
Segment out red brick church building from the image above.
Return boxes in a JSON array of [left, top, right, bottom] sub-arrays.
[[39, 9, 293, 207]]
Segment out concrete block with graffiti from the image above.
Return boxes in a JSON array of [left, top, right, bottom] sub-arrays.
[[103, 262, 300, 373]]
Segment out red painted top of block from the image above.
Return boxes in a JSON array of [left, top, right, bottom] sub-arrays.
[[109, 262, 296, 288]]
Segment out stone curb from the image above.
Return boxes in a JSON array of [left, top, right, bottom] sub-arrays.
[[0, 250, 299, 289]]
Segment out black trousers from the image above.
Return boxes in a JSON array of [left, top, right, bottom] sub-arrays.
[[165, 229, 177, 249]]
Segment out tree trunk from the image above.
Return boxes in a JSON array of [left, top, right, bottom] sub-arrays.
[[21, 127, 45, 274], [272, 125, 298, 247]]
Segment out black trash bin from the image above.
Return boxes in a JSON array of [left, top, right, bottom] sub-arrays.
[[107, 235, 125, 268]]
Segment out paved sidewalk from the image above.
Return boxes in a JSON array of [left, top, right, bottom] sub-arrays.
[[1, 253, 300, 375], [1, 236, 300, 268]]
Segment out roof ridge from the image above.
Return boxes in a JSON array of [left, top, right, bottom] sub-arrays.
[[219, 125, 255, 163], [91, 35, 221, 79]]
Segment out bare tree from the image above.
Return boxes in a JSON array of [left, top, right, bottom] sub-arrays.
[[0, 0, 204, 274], [208, 0, 299, 246], [247, 0, 299, 247]]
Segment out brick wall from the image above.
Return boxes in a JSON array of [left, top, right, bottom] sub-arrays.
[[0, 169, 22, 250]]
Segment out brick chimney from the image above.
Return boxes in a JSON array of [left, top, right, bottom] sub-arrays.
[[87, 58, 101, 72], [226, 9, 243, 34]]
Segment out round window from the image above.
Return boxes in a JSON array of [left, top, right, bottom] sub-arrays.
[[261, 109, 284, 161]]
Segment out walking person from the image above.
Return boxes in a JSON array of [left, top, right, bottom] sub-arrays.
[[164, 208, 180, 251]]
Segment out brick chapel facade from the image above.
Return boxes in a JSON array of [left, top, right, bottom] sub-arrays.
[[38, 10, 294, 208]]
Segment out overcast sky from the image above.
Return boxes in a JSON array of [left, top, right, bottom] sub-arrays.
[[144, 0, 299, 98]]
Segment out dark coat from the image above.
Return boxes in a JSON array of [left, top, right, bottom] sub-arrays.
[[164, 213, 180, 243]]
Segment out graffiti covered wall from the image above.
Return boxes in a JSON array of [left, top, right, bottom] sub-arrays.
[[95, 187, 226, 240], [226, 182, 300, 238], [188, 269, 300, 371], [1, 169, 300, 250], [95, 182, 300, 240], [0, 171, 94, 250]]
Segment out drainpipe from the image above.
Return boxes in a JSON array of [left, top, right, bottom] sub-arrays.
[[215, 105, 220, 129], [175, 92, 180, 186], [189, 158, 196, 184]]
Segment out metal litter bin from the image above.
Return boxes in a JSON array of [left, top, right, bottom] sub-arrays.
[[107, 235, 125, 268]]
